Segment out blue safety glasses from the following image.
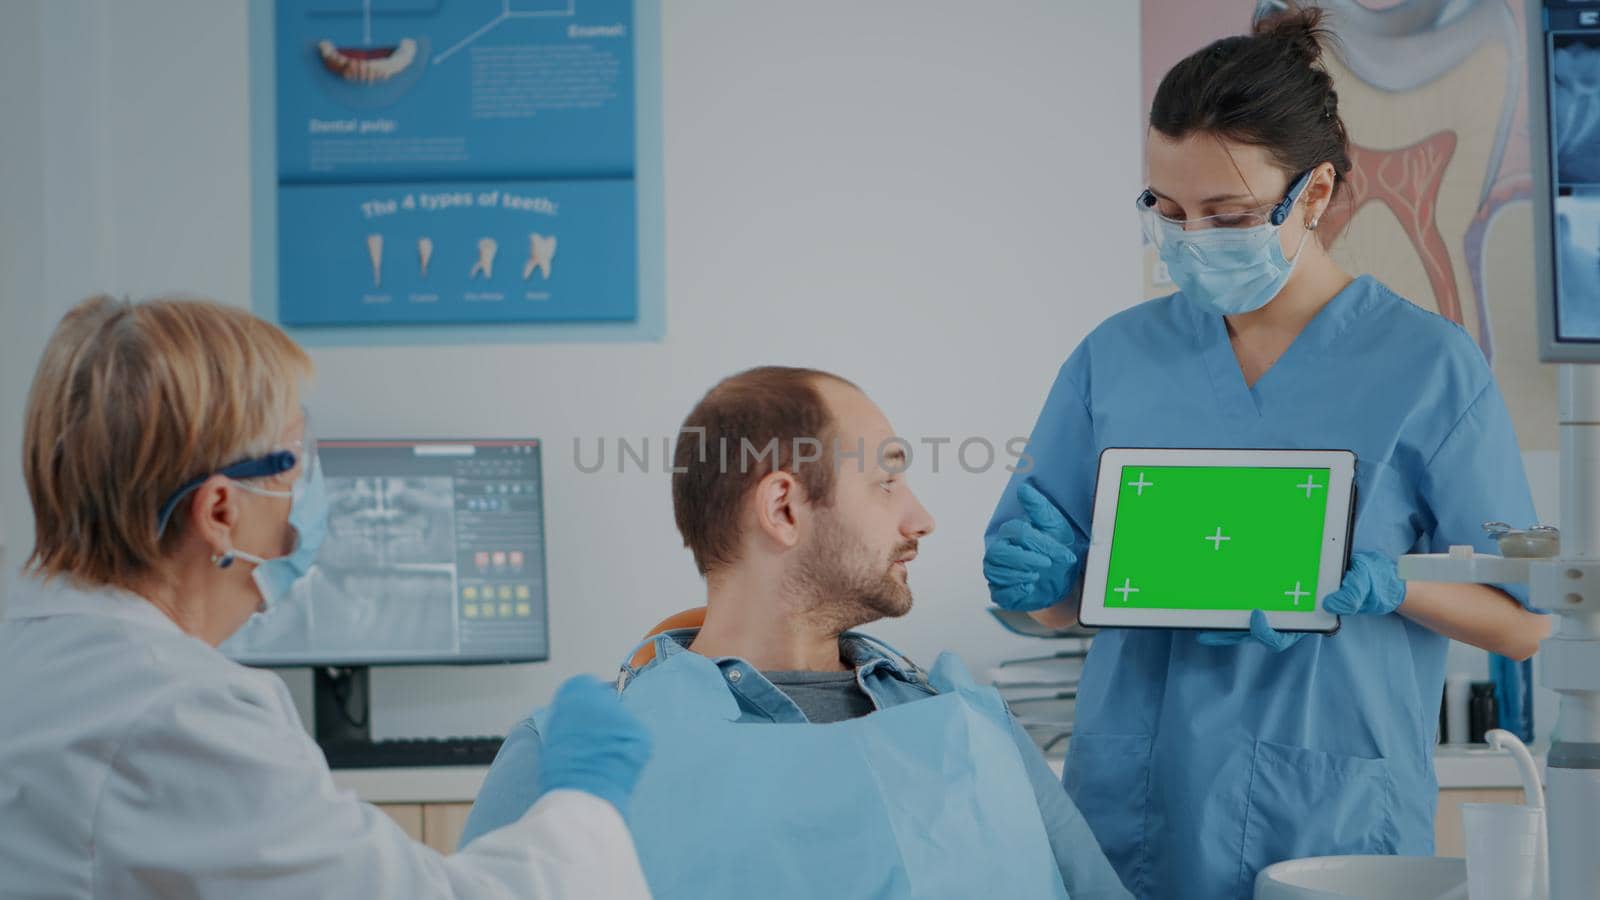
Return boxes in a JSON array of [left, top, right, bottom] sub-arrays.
[[154, 426, 317, 538]]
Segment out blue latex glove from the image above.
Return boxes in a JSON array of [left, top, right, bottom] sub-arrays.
[[984, 483, 1078, 612], [1196, 609, 1306, 652], [1196, 553, 1405, 651], [1321, 551, 1407, 616], [535, 675, 653, 816]]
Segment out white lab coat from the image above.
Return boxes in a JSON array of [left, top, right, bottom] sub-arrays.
[[0, 576, 651, 900]]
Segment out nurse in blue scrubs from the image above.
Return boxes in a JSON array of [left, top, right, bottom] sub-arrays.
[[983, 10, 1552, 900]]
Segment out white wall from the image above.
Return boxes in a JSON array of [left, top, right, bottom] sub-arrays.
[[0, 0, 1143, 738], [0, 0, 44, 580]]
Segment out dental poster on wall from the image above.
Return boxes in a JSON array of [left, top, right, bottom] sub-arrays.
[[273, 0, 638, 326], [1140, 0, 1555, 450]]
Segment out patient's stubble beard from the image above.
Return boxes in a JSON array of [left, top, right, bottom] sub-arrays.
[[788, 510, 915, 634]]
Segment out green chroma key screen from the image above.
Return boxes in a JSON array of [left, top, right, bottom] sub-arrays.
[[1104, 465, 1330, 611]]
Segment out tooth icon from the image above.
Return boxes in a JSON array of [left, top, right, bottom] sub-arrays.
[[468, 238, 497, 279], [417, 237, 433, 279], [523, 233, 557, 280], [366, 234, 383, 287]]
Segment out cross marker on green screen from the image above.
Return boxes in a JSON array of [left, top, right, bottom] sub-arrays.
[[1105, 465, 1331, 612], [1204, 527, 1231, 550]]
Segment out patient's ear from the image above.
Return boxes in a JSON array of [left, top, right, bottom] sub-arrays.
[[751, 470, 802, 551]]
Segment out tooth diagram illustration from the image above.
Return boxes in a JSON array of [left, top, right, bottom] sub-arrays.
[[366, 234, 383, 288], [417, 238, 433, 279], [469, 238, 498, 279], [523, 233, 557, 280], [317, 38, 419, 84]]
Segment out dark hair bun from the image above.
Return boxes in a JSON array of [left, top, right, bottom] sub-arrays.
[[1149, 3, 1352, 193], [1253, 6, 1331, 66]]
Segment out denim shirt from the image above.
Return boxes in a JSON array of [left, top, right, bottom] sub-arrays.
[[461, 629, 1131, 900], [628, 629, 939, 721]]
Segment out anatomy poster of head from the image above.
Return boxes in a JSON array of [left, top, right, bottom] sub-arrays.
[[1141, 0, 1557, 449], [271, 0, 640, 329]]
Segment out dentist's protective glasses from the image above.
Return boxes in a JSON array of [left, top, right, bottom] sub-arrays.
[[1136, 170, 1313, 266], [155, 425, 318, 537]]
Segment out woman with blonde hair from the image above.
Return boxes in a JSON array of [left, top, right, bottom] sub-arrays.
[[0, 295, 653, 899]]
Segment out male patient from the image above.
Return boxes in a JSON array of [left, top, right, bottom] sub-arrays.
[[461, 367, 1129, 899]]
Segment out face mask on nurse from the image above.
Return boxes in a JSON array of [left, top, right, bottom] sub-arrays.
[[1139, 168, 1316, 317]]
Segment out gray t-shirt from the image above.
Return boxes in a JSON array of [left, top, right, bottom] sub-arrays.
[[763, 669, 877, 724]]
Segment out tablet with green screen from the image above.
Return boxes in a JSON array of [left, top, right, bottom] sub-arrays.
[[1077, 448, 1355, 633]]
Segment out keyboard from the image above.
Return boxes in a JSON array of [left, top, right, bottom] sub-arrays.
[[321, 736, 505, 769]]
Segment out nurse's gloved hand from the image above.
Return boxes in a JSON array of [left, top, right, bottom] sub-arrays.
[[535, 675, 653, 817], [984, 483, 1078, 612], [1321, 552, 1406, 617], [1196, 609, 1305, 652]]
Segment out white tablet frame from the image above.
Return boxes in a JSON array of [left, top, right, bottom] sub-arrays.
[[1077, 447, 1356, 633]]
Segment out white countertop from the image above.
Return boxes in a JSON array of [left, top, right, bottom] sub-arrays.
[[1430, 744, 1547, 790], [1042, 744, 1542, 791], [335, 766, 490, 804], [334, 745, 1542, 805]]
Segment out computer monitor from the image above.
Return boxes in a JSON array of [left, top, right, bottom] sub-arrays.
[[221, 437, 550, 667], [1530, 0, 1600, 361]]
